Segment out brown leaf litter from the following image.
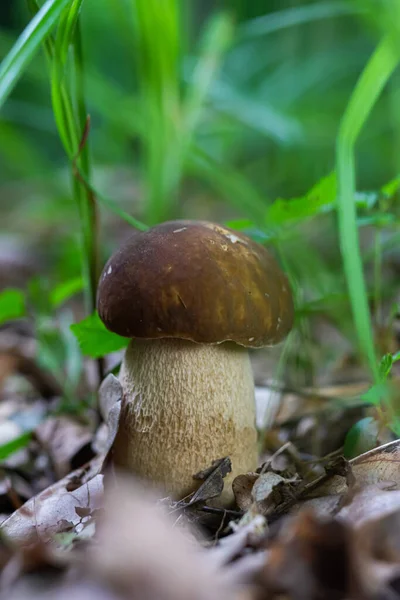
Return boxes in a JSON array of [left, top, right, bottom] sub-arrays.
[[2, 344, 400, 598]]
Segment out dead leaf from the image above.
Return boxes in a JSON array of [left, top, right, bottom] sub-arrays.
[[35, 417, 93, 479], [0, 457, 103, 546], [252, 473, 291, 510], [338, 484, 400, 528], [257, 510, 354, 600], [210, 514, 268, 588], [347, 505, 400, 598], [188, 457, 232, 505], [350, 439, 400, 486], [92, 375, 122, 463], [232, 473, 258, 511], [295, 441, 400, 519]]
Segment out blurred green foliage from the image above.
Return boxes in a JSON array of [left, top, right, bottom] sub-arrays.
[[0, 0, 399, 413], [2, 0, 399, 202]]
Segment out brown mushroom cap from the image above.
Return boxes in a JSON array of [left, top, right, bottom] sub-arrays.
[[97, 220, 294, 347]]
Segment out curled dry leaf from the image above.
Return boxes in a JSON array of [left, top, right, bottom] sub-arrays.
[[189, 457, 232, 504], [92, 374, 122, 464]]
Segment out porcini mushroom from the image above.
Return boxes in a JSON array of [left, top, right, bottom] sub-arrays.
[[97, 220, 293, 504]]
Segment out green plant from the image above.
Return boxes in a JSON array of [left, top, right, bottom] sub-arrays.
[[0, 1, 399, 446]]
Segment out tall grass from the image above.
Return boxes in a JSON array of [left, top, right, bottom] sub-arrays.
[[0, 0, 399, 383], [336, 33, 400, 379]]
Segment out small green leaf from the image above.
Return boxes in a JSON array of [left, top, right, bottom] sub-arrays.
[[50, 276, 84, 307], [392, 350, 400, 363], [224, 219, 255, 231], [71, 312, 129, 358], [343, 417, 378, 459], [379, 353, 393, 380], [265, 172, 337, 227], [0, 431, 32, 462], [381, 176, 400, 197], [0, 288, 26, 325], [360, 381, 389, 406]]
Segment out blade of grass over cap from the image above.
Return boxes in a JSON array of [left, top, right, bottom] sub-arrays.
[[73, 165, 149, 231], [188, 147, 267, 223], [182, 11, 233, 148], [0, 0, 70, 110], [131, 0, 181, 224], [336, 33, 400, 380]]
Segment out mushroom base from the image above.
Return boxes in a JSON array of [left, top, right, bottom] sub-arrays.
[[113, 338, 258, 505]]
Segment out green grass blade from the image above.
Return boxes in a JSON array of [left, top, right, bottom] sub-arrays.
[[183, 12, 233, 143], [239, 1, 359, 39], [27, 0, 98, 316], [0, 0, 71, 110], [336, 34, 400, 380], [189, 146, 267, 223], [131, 0, 181, 224], [74, 167, 149, 231]]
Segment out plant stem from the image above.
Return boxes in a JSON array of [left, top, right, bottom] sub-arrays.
[[72, 20, 98, 314], [336, 33, 400, 381]]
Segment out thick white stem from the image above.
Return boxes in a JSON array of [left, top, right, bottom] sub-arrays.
[[113, 338, 258, 505]]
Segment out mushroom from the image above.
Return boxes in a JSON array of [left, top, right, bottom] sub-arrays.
[[97, 220, 294, 504]]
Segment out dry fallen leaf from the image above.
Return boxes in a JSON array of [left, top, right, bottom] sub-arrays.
[[92, 374, 122, 463], [0, 458, 103, 546], [256, 510, 355, 600], [232, 473, 258, 511], [35, 416, 93, 479], [189, 457, 232, 504], [295, 440, 400, 520]]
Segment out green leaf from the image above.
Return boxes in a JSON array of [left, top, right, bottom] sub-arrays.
[[343, 417, 378, 459], [336, 34, 399, 380], [357, 213, 396, 228], [50, 276, 84, 307], [378, 353, 394, 380], [0, 288, 26, 325], [183, 11, 234, 141], [71, 312, 129, 358], [381, 176, 400, 198], [0, 431, 32, 462], [265, 172, 337, 227], [239, 2, 359, 40], [0, 0, 71, 110], [224, 219, 255, 231], [360, 381, 388, 406], [359, 352, 398, 407]]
